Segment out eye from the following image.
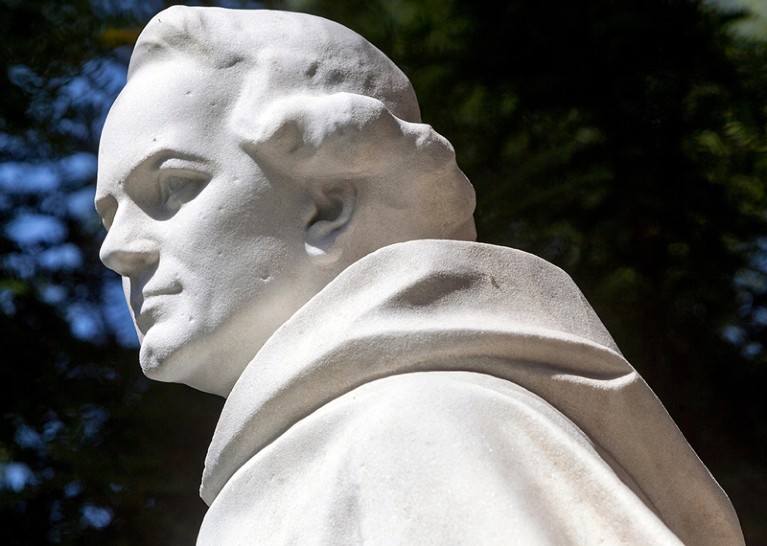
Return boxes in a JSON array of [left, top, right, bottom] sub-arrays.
[[160, 172, 209, 213]]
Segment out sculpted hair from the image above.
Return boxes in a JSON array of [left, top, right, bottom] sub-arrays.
[[129, 6, 476, 242], [236, 92, 477, 243]]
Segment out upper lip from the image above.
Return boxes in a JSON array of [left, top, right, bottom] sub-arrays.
[[142, 280, 182, 300]]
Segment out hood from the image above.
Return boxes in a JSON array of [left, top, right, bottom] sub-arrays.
[[201, 239, 741, 544]]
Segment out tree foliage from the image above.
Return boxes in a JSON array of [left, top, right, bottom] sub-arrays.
[[2, 0, 765, 543]]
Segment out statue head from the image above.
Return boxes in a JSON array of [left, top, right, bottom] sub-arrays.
[[96, 6, 476, 396]]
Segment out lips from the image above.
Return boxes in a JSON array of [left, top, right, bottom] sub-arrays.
[[133, 280, 182, 335]]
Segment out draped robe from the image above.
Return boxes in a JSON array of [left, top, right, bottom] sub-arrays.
[[197, 240, 743, 545]]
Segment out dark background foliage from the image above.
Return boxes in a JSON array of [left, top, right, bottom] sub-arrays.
[[1, 0, 765, 543]]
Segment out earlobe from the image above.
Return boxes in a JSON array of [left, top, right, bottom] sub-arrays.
[[305, 184, 356, 264]]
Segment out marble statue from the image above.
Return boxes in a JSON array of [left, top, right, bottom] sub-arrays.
[[95, 6, 744, 545]]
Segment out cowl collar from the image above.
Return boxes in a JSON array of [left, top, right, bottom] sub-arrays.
[[201, 240, 741, 545]]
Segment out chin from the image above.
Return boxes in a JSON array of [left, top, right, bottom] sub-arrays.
[[139, 341, 186, 383], [139, 327, 198, 382], [134, 306, 276, 397], [138, 328, 234, 397]]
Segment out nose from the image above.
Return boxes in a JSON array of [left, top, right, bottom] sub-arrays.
[[99, 210, 159, 277]]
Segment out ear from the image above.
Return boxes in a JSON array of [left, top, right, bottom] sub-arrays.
[[304, 183, 357, 264]]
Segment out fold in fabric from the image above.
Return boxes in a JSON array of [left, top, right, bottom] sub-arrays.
[[200, 240, 743, 545]]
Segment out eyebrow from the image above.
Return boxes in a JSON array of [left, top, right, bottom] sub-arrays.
[[146, 149, 210, 170], [95, 148, 211, 216]]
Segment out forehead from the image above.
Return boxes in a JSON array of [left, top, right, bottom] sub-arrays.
[[97, 61, 237, 196]]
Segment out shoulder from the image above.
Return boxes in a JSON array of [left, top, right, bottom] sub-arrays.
[[304, 371, 680, 545], [326, 370, 593, 462]]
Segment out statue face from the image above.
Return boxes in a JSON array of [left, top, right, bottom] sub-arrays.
[[96, 62, 316, 396]]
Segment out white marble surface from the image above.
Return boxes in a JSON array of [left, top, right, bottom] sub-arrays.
[[96, 6, 744, 545]]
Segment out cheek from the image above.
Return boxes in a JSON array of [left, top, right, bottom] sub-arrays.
[[167, 172, 307, 294], [227, 237, 295, 283]]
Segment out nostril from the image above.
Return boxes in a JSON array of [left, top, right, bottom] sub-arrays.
[[100, 236, 159, 276]]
